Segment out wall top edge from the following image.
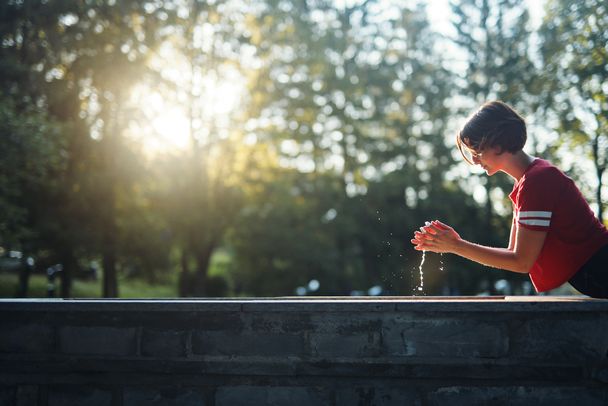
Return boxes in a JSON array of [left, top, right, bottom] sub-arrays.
[[0, 296, 607, 312]]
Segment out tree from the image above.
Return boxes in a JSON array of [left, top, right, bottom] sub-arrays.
[[145, 0, 250, 296], [228, 0, 479, 295], [448, 0, 541, 222], [0, 98, 65, 296], [0, 0, 87, 297], [0, 1, 171, 297], [539, 0, 607, 222], [227, 167, 343, 296]]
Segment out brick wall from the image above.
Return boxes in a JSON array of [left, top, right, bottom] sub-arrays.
[[0, 297, 607, 405]]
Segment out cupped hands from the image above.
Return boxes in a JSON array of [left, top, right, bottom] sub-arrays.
[[410, 220, 461, 254]]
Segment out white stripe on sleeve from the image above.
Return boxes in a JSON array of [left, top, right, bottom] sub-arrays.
[[519, 219, 551, 227], [518, 211, 552, 219]]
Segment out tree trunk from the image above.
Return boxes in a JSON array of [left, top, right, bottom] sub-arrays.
[[102, 199, 119, 297], [592, 132, 605, 223], [101, 188, 119, 298], [596, 166, 604, 224], [102, 248, 118, 298], [192, 244, 215, 297], [178, 248, 191, 297], [16, 253, 32, 298], [59, 249, 76, 298]]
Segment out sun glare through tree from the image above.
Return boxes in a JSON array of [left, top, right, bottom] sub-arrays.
[[127, 42, 247, 156]]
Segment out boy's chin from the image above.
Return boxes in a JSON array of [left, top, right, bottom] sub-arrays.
[[483, 166, 497, 176]]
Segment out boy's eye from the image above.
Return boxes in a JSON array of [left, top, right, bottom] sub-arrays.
[[463, 148, 482, 160]]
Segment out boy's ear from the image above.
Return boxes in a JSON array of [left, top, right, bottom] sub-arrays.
[[490, 144, 506, 155]]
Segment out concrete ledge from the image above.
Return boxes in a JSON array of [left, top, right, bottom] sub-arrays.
[[2, 296, 608, 312], [0, 296, 608, 312], [1, 297, 607, 405]]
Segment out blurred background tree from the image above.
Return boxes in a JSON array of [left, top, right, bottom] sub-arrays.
[[0, 0, 604, 298], [539, 0, 607, 223]]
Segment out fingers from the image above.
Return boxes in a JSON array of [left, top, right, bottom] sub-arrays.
[[411, 220, 450, 252], [421, 225, 438, 235], [412, 231, 436, 248], [432, 220, 451, 230], [413, 242, 439, 252], [422, 220, 449, 234], [417, 224, 443, 238], [411, 233, 427, 247], [411, 238, 425, 249], [413, 230, 434, 242]]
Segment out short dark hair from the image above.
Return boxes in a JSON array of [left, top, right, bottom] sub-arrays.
[[456, 100, 527, 164]]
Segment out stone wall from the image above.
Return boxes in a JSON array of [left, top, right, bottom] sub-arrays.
[[0, 297, 607, 405]]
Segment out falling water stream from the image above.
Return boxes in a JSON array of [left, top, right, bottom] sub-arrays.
[[415, 251, 445, 294], [417, 250, 426, 292]]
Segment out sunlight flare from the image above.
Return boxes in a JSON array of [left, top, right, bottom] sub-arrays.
[[126, 44, 247, 156]]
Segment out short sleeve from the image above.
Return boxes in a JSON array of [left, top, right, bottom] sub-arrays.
[[515, 169, 560, 232]]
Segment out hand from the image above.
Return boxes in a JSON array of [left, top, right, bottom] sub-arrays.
[[410, 220, 461, 254]]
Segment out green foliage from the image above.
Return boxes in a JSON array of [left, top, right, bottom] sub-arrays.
[[227, 170, 343, 296], [0, 98, 65, 248], [448, 0, 542, 259], [449, 0, 540, 105], [539, 0, 607, 221]]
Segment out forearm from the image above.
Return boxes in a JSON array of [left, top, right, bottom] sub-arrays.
[[452, 239, 530, 274]]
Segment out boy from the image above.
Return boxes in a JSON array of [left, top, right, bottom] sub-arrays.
[[411, 101, 608, 298]]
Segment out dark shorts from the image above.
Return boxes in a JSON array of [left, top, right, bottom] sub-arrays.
[[568, 244, 608, 299]]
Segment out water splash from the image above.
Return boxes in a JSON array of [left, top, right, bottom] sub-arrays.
[[410, 264, 415, 291], [417, 250, 426, 292]]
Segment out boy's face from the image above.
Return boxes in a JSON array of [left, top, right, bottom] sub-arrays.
[[470, 146, 504, 176], [460, 135, 507, 176]]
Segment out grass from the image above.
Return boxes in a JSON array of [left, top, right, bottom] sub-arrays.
[[0, 247, 236, 298], [0, 272, 178, 298]]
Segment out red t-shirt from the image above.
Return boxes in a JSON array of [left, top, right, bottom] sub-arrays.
[[509, 159, 608, 292]]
